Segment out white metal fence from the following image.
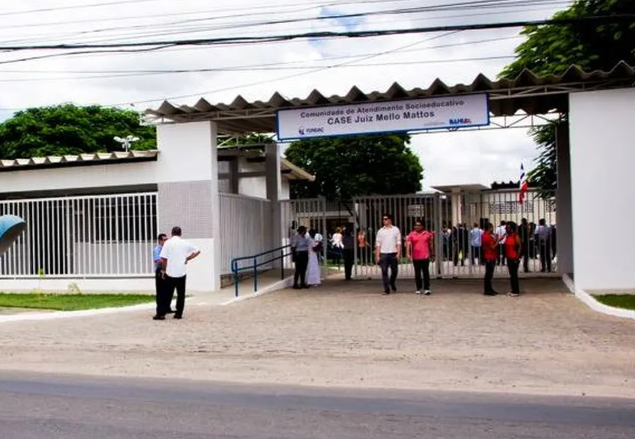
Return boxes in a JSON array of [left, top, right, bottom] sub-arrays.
[[0, 192, 157, 278], [296, 190, 557, 280], [219, 193, 272, 275]]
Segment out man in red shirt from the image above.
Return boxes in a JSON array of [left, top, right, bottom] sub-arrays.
[[482, 222, 499, 296], [406, 220, 435, 295]]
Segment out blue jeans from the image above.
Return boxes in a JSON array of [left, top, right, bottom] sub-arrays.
[[380, 253, 398, 292]]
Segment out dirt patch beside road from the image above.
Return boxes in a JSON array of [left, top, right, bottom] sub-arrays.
[[0, 278, 633, 398]]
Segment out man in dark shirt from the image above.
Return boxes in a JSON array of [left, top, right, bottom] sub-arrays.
[[519, 218, 531, 273], [291, 226, 310, 289], [341, 227, 355, 281]]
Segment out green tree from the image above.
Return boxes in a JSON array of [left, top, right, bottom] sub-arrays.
[[499, 0, 635, 197], [0, 104, 156, 159], [283, 134, 423, 201]]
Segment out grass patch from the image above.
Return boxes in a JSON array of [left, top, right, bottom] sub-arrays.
[[594, 294, 635, 311], [0, 293, 154, 311]]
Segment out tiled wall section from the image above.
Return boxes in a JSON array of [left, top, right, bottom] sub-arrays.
[[158, 181, 213, 239]]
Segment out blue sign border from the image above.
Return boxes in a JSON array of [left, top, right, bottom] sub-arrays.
[[275, 93, 491, 142]]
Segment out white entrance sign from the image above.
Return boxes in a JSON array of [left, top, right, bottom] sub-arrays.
[[276, 93, 489, 141]]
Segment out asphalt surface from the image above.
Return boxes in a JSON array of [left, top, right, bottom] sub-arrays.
[[0, 371, 634, 439]]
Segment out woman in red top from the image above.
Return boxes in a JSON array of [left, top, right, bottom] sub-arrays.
[[504, 221, 522, 297], [406, 220, 434, 295], [482, 222, 499, 296]]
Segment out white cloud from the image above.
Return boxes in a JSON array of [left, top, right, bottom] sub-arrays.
[[0, 0, 570, 185]]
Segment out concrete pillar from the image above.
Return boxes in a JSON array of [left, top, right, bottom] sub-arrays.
[[265, 143, 282, 253], [570, 88, 635, 291], [156, 121, 221, 292], [555, 124, 573, 277], [451, 188, 462, 226], [229, 158, 239, 194]]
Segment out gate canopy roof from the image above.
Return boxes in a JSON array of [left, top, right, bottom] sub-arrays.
[[146, 62, 635, 135]]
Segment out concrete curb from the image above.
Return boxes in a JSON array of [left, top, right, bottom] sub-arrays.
[[563, 274, 635, 321], [220, 276, 294, 306], [0, 302, 156, 324], [0, 277, 294, 323]]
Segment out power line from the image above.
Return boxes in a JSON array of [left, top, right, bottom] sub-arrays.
[[107, 31, 468, 106], [0, 4, 560, 49], [0, 14, 629, 51], [0, 34, 521, 70], [0, 31, 460, 110], [0, 0, 569, 47], [0, 0, 564, 26], [52, 1, 569, 47], [0, 56, 514, 82], [0, 0, 162, 17]]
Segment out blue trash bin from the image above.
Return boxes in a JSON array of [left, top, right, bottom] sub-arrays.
[[0, 215, 27, 255]]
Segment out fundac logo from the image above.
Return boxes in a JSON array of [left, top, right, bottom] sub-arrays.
[[298, 126, 324, 136], [449, 118, 472, 125]]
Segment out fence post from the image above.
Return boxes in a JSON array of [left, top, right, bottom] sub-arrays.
[[253, 257, 258, 292], [233, 261, 239, 298], [280, 248, 284, 280], [434, 193, 444, 279]]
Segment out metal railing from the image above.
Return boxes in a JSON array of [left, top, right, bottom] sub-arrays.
[[230, 245, 291, 298]]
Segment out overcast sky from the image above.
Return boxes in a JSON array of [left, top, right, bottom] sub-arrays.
[[0, 0, 572, 187]]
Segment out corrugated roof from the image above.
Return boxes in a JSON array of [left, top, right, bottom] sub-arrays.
[[0, 149, 314, 181], [0, 150, 158, 172], [145, 62, 635, 134]]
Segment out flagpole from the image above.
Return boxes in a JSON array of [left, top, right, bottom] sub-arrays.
[[519, 163, 526, 219]]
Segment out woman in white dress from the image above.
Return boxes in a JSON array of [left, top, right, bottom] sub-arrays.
[[306, 229, 321, 287], [330, 227, 344, 266]]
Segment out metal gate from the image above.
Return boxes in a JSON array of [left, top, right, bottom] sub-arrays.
[[279, 197, 327, 274], [351, 190, 557, 280]]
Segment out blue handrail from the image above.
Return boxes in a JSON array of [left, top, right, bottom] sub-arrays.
[[230, 245, 292, 298]]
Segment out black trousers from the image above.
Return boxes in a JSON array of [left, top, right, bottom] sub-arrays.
[[539, 242, 552, 272], [484, 259, 496, 293], [343, 248, 354, 280], [471, 246, 482, 265], [293, 251, 309, 287], [165, 275, 186, 316], [507, 259, 520, 294], [380, 253, 398, 292], [521, 245, 530, 272], [154, 268, 169, 315], [412, 259, 430, 291]]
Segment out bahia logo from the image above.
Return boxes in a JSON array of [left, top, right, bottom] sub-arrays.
[[298, 126, 324, 136], [449, 118, 472, 125]]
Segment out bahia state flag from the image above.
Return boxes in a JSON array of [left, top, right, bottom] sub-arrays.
[[518, 164, 529, 204]]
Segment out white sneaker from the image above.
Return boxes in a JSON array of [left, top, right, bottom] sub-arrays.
[[424, 290, 431, 295], [415, 290, 422, 294]]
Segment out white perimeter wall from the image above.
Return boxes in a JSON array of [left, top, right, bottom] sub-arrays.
[[570, 88, 635, 291]]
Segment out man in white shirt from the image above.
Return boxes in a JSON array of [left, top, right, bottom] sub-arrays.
[[375, 213, 401, 295], [156, 226, 200, 320], [495, 220, 507, 265]]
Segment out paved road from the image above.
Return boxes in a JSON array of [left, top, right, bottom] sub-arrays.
[[0, 372, 634, 438]]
